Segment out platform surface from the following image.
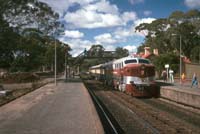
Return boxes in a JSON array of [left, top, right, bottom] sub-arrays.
[[157, 79, 200, 109], [0, 80, 103, 134]]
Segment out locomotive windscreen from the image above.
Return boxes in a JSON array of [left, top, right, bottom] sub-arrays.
[[138, 59, 150, 64], [124, 59, 150, 64], [125, 59, 137, 64]]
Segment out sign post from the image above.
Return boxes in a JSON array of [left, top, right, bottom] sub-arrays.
[[165, 64, 169, 81]]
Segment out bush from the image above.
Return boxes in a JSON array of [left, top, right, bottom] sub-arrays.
[[1, 72, 40, 84]]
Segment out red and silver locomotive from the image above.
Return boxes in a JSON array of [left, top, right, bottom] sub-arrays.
[[89, 56, 158, 97]]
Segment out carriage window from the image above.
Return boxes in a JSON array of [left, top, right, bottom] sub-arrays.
[[125, 59, 137, 64], [138, 59, 150, 64]]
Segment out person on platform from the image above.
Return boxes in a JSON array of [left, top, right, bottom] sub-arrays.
[[191, 73, 198, 88], [181, 73, 185, 85], [162, 70, 167, 82], [169, 69, 174, 83]]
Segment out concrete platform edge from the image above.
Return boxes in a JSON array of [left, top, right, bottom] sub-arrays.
[[81, 83, 104, 134], [160, 86, 200, 109]]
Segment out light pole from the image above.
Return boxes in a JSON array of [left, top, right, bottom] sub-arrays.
[[179, 35, 182, 84], [172, 34, 182, 84], [63, 44, 69, 79], [64, 51, 67, 79], [55, 38, 57, 86]]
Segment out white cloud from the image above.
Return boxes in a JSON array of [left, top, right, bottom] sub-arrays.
[[128, 0, 144, 5], [64, 1, 138, 29], [39, 0, 95, 15], [122, 12, 137, 22], [60, 38, 92, 57], [85, 0, 119, 14], [134, 18, 156, 27], [133, 18, 156, 36], [143, 10, 152, 16], [64, 9, 124, 28], [60, 37, 116, 57], [113, 17, 155, 39], [184, 0, 200, 8], [103, 44, 116, 51], [114, 27, 134, 40], [40, 0, 138, 29], [123, 45, 137, 53], [94, 33, 117, 44], [64, 30, 84, 38]]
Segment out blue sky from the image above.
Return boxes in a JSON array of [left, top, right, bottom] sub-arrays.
[[39, 0, 200, 56]]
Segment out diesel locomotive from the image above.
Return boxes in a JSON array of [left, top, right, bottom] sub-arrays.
[[89, 56, 158, 97]]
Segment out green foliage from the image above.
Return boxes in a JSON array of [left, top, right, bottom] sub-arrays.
[[115, 47, 129, 58], [152, 53, 179, 77], [0, 18, 19, 69], [0, 0, 70, 73], [136, 9, 200, 63], [88, 44, 105, 57]]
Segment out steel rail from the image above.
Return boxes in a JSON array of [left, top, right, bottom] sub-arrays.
[[88, 89, 119, 134], [109, 91, 160, 134]]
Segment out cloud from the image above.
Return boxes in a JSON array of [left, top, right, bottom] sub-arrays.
[[143, 10, 152, 16], [134, 18, 156, 27], [122, 12, 137, 22], [133, 18, 156, 36], [114, 27, 135, 40], [64, 9, 123, 28], [123, 45, 137, 53], [94, 33, 117, 44], [128, 0, 144, 5], [64, 30, 84, 38], [40, 0, 138, 29], [60, 38, 92, 57], [60, 37, 116, 57], [114, 18, 156, 39], [85, 0, 119, 14], [39, 0, 95, 15], [64, 1, 137, 29], [184, 0, 200, 8]]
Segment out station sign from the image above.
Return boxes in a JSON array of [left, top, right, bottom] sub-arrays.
[[165, 64, 169, 68]]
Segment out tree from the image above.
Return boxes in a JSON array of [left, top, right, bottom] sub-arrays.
[[0, 0, 65, 72], [136, 9, 200, 59], [44, 41, 71, 73], [1, 0, 60, 35], [88, 44, 105, 57], [152, 53, 179, 77], [114, 47, 129, 58], [0, 17, 20, 69]]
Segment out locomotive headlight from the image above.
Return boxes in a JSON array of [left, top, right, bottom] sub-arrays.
[[141, 64, 145, 76], [141, 64, 145, 70]]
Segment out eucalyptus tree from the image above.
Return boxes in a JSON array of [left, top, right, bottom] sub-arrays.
[[114, 47, 129, 58], [0, 0, 66, 72], [136, 9, 200, 63]]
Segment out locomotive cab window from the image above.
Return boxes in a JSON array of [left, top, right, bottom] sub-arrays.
[[138, 59, 150, 64], [124, 59, 137, 64]]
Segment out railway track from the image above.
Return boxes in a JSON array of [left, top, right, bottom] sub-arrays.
[[84, 80, 200, 134], [88, 88, 124, 134]]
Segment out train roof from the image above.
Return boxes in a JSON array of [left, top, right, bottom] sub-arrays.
[[89, 56, 152, 69], [89, 64, 104, 69], [113, 56, 150, 64]]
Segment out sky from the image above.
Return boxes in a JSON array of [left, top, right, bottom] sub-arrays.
[[38, 0, 200, 56]]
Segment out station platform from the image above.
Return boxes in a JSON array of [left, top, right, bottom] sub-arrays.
[[0, 79, 104, 134], [157, 79, 200, 109]]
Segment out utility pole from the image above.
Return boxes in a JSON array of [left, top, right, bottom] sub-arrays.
[[180, 35, 182, 84], [55, 39, 57, 86]]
